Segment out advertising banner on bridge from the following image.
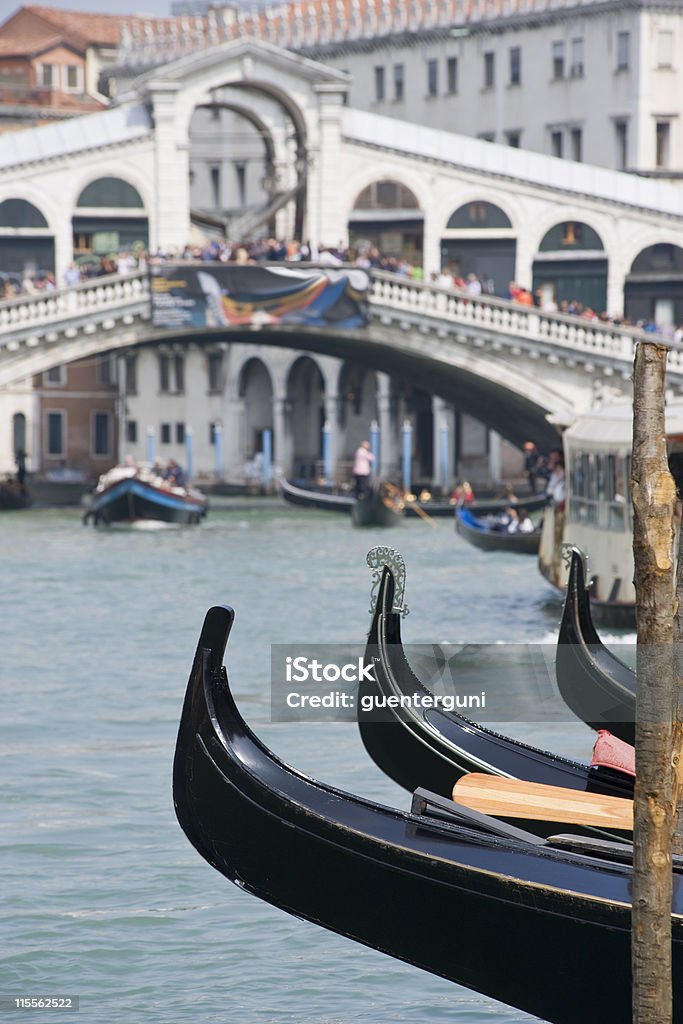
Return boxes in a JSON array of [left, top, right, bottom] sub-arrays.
[[149, 264, 370, 331]]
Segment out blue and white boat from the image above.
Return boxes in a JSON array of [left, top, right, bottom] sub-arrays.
[[83, 466, 207, 526]]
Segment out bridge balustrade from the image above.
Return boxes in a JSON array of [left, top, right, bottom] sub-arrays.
[[0, 266, 681, 381], [0, 273, 149, 333]]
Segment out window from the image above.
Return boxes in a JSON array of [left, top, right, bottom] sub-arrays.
[[427, 59, 438, 96], [477, 132, 495, 142], [570, 38, 584, 77], [125, 356, 137, 395], [92, 412, 111, 457], [552, 41, 565, 79], [175, 422, 185, 444], [40, 63, 55, 87], [657, 30, 674, 68], [234, 162, 246, 206], [208, 352, 223, 393], [46, 411, 64, 456], [174, 354, 185, 394], [209, 165, 221, 209], [483, 52, 495, 88], [551, 130, 564, 157], [64, 65, 81, 90], [126, 420, 138, 444], [615, 120, 628, 168], [393, 63, 404, 101], [509, 47, 521, 85], [374, 65, 385, 101], [446, 56, 458, 94], [160, 423, 171, 445], [656, 120, 671, 168], [616, 31, 630, 70], [159, 354, 170, 393], [210, 422, 218, 445], [98, 354, 115, 387], [570, 127, 583, 162], [506, 130, 521, 148], [44, 365, 65, 386]]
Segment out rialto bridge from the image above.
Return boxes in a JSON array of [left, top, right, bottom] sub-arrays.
[[1, 266, 681, 484], [2, 37, 683, 482]]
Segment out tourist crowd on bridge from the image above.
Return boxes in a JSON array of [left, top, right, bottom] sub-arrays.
[[2, 235, 678, 340]]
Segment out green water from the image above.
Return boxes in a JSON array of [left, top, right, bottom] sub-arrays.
[[0, 504, 599, 1023]]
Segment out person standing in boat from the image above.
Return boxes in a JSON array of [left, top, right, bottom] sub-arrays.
[[353, 441, 374, 498], [523, 441, 543, 494], [545, 450, 566, 509]]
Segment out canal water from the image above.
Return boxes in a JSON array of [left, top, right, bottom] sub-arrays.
[[1, 503, 622, 1023]]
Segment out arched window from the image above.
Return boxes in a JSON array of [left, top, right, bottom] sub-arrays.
[[629, 243, 683, 275], [446, 202, 511, 229], [0, 199, 48, 229], [539, 222, 604, 252], [12, 412, 26, 455], [353, 180, 420, 210], [77, 178, 144, 209]]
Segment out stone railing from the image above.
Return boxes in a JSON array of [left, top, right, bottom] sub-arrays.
[[370, 271, 683, 374], [0, 272, 149, 337], [1, 265, 681, 379]]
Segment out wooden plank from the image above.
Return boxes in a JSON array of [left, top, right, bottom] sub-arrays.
[[452, 773, 633, 831]]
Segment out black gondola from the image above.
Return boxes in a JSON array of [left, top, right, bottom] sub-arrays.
[[455, 506, 541, 554], [280, 477, 401, 527], [173, 605, 683, 1024], [555, 547, 636, 745], [359, 547, 634, 801]]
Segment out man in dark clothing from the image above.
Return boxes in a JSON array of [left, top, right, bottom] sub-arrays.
[[15, 450, 26, 492], [523, 441, 543, 494]]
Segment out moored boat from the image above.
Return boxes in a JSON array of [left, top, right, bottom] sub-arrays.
[[455, 505, 541, 554], [360, 547, 634, 801], [539, 398, 683, 627], [173, 603, 683, 1024], [0, 480, 30, 511], [83, 465, 207, 526], [556, 547, 636, 745]]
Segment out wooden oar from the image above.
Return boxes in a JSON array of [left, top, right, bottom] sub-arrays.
[[452, 773, 633, 831], [384, 481, 437, 527]]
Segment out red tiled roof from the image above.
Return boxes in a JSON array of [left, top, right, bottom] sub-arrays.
[[23, 6, 129, 47]]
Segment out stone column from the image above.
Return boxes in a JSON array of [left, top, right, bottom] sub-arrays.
[[431, 396, 455, 494], [376, 372, 397, 479], [273, 395, 294, 478], [219, 391, 245, 482], [145, 81, 190, 254], [310, 84, 349, 247], [323, 392, 341, 483], [489, 429, 502, 486]]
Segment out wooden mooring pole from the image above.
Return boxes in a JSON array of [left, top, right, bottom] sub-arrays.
[[631, 341, 676, 1023]]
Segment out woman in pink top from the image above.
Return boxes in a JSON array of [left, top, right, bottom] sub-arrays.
[[353, 441, 374, 497]]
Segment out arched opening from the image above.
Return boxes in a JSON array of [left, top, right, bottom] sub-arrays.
[[72, 177, 148, 262], [189, 102, 278, 239], [229, 80, 308, 240], [625, 244, 683, 327], [403, 385, 433, 484], [287, 356, 325, 481], [532, 221, 607, 313], [0, 198, 54, 281], [238, 358, 274, 458], [349, 180, 423, 267], [338, 363, 378, 461], [12, 412, 27, 457], [440, 201, 515, 297]]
